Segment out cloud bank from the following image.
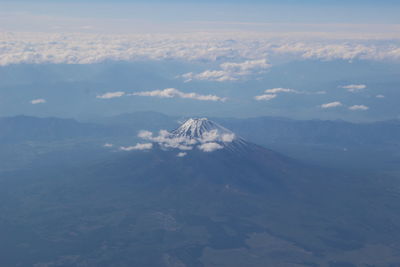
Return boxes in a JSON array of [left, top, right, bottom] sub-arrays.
[[1, 32, 399, 67]]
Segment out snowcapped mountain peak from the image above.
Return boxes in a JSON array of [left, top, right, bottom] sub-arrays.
[[172, 118, 235, 140], [135, 118, 247, 154]]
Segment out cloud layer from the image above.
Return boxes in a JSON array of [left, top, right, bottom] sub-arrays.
[[1, 32, 400, 67]]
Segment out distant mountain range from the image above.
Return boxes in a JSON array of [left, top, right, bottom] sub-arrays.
[[2, 112, 400, 146], [1, 112, 399, 171]]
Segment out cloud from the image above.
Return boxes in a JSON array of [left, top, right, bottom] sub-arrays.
[[376, 94, 385, 98], [254, 94, 277, 101], [349, 105, 369, 111], [131, 88, 226, 102], [264, 88, 298, 94], [103, 143, 113, 148], [198, 142, 223, 152], [182, 59, 270, 82], [177, 152, 187, 157], [138, 128, 235, 154], [120, 143, 153, 151], [321, 101, 343, 109], [96, 91, 125, 99], [221, 133, 235, 143], [31, 98, 46, 104], [255, 87, 324, 101], [341, 84, 366, 92], [138, 129, 196, 150], [0, 32, 400, 67]]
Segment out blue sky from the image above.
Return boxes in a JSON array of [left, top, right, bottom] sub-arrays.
[[1, 0, 399, 34]]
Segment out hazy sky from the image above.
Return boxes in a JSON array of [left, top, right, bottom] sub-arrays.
[[0, 0, 399, 121], [1, 0, 399, 33]]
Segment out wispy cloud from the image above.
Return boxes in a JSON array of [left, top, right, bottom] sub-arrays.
[[131, 88, 226, 102], [349, 105, 369, 111], [254, 94, 277, 101], [30, 98, 46, 104], [376, 94, 385, 98], [255, 87, 325, 101], [264, 88, 298, 94], [341, 84, 366, 92], [321, 101, 343, 109], [120, 143, 153, 151], [96, 91, 125, 99], [182, 59, 270, 82]]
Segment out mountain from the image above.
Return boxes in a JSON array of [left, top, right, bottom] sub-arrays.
[[170, 118, 246, 152], [2, 113, 400, 172], [0, 115, 114, 144], [1, 118, 400, 266]]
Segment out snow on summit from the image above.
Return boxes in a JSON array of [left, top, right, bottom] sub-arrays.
[[172, 118, 235, 141]]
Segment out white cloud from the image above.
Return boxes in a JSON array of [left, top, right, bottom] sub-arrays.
[[321, 101, 343, 109], [0, 32, 400, 67], [131, 88, 226, 102], [138, 127, 235, 153], [349, 105, 369, 111], [120, 143, 153, 151], [264, 88, 298, 94], [255, 87, 323, 100], [376, 94, 385, 98], [182, 59, 270, 82], [254, 94, 277, 101], [341, 84, 366, 92], [198, 142, 223, 152], [96, 91, 125, 99], [221, 133, 235, 143], [31, 98, 46, 104], [177, 152, 187, 157], [138, 129, 196, 150], [103, 143, 113, 148]]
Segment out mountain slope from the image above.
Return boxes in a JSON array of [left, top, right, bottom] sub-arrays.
[[1, 119, 400, 266]]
